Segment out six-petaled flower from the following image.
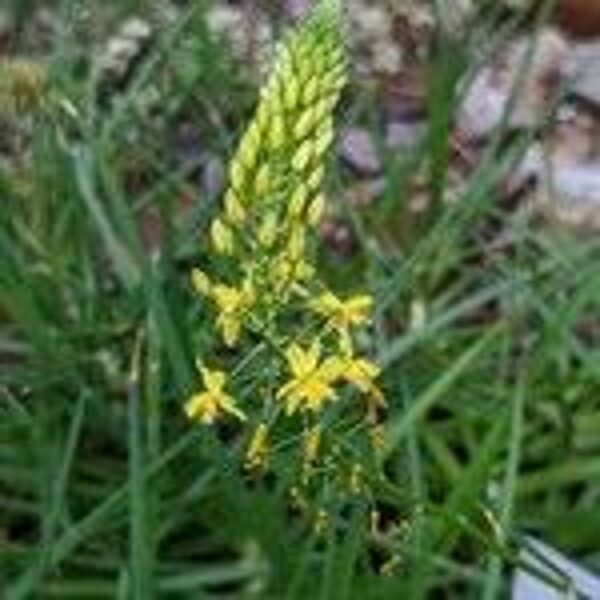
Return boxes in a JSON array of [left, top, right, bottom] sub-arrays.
[[277, 342, 342, 415], [185, 367, 246, 424], [311, 291, 373, 350]]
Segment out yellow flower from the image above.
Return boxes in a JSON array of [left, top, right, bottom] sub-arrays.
[[311, 291, 373, 348], [277, 341, 341, 414], [185, 367, 246, 424], [270, 253, 314, 291], [212, 280, 255, 346], [338, 353, 384, 404]]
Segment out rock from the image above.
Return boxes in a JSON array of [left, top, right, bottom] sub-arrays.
[[351, 2, 393, 42], [206, 5, 272, 69], [385, 121, 425, 149], [97, 17, 152, 80], [100, 38, 142, 78], [536, 161, 600, 231], [569, 41, 600, 106], [457, 67, 510, 139], [458, 29, 570, 139], [344, 179, 386, 207], [507, 143, 545, 194], [436, 0, 473, 35], [201, 154, 226, 201], [321, 218, 357, 257], [549, 107, 598, 164], [349, 0, 404, 76], [371, 40, 404, 75], [283, 0, 311, 21], [339, 127, 382, 176]]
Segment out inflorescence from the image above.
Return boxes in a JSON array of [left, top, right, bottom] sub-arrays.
[[185, 0, 385, 509]]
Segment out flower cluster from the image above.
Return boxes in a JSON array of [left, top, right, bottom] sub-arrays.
[[185, 0, 385, 505]]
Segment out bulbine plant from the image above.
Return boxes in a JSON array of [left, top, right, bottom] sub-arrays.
[[185, 0, 385, 515]]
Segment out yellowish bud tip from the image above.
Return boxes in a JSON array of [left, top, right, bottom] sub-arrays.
[[303, 425, 321, 464], [245, 423, 270, 471], [254, 163, 272, 197], [292, 141, 314, 173], [268, 114, 286, 150], [210, 219, 234, 254], [258, 212, 279, 248], [307, 194, 326, 226], [224, 190, 246, 225], [191, 268, 211, 296], [288, 183, 309, 218]]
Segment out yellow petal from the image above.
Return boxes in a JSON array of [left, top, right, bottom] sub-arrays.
[[346, 295, 373, 324], [201, 368, 226, 392], [319, 356, 344, 381], [184, 392, 217, 424], [219, 395, 247, 421], [306, 340, 321, 373], [220, 315, 241, 347], [213, 285, 241, 313], [285, 343, 307, 377], [312, 290, 341, 315]]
